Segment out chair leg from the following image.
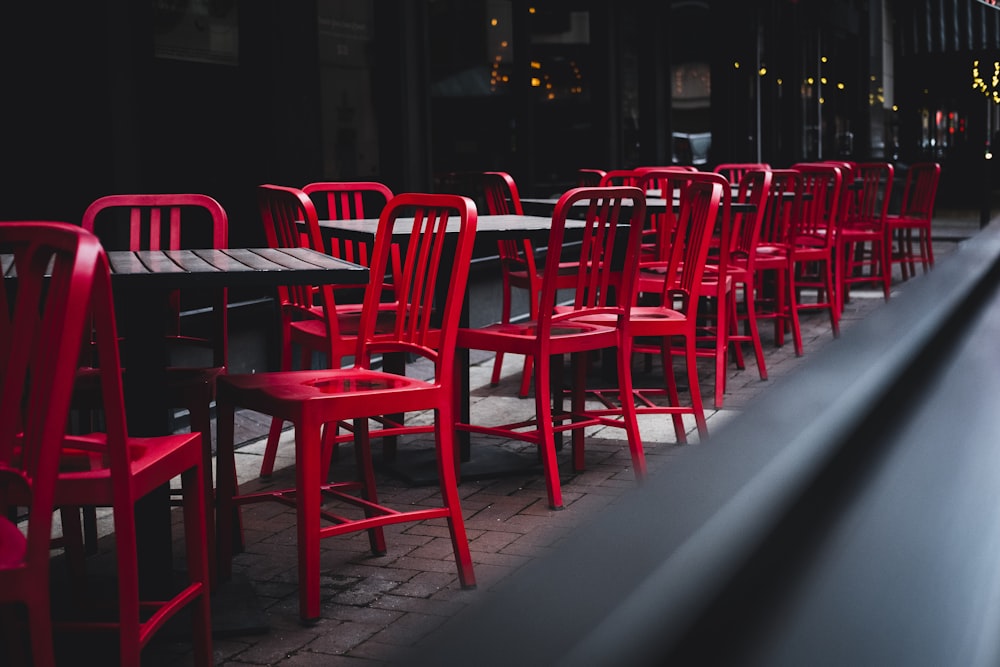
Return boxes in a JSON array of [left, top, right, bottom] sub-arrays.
[[533, 354, 564, 510], [180, 463, 214, 667], [433, 403, 477, 589], [352, 419, 387, 555], [659, 341, 688, 444]]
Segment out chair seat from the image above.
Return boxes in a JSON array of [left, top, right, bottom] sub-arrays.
[[217, 367, 442, 419], [54, 432, 203, 503], [458, 319, 619, 356]]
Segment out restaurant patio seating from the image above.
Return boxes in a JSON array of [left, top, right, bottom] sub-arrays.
[[576, 168, 607, 186], [786, 162, 844, 355], [456, 186, 647, 510], [752, 168, 803, 350], [214, 192, 478, 623], [302, 180, 397, 311], [13, 222, 214, 664], [887, 161, 941, 280], [722, 167, 773, 381], [0, 222, 103, 667], [627, 177, 722, 442], [78, 193, 228, 575], [713, 162, 771, 185], [836, 161, 894, 308]]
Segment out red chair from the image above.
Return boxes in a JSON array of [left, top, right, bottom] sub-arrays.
[[625, 178, 724, 442], [0, 222, 102, 667], [79, 193, 227, 577], [19, 223, 214, 663], [723, 168, 773, 381], [787, 162, 844, 355], [752, 169, 802, 350], [215, 193, 478, 623], [576, 168, 607, 186], [887, 162, 941, 280], [713, 162, 771, 185], [302, 180, 397, 310], [837, 161, 894, 308], [478, 171, 540, 398], [456, 186, 647, 510]]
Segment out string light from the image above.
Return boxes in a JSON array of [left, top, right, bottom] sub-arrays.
[[972, 59, 1000, 104]]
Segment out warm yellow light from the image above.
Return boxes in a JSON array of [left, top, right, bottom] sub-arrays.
[[530, 61, 541, 69], [892, 105, 899, 112], [529, 7, 536, 14], [547, 92, 555, 100], [531, 77, 541, 87], [758, 67, 767, 76], [819, 97, 825, 104], [807, 77, 814, 85], [501, 40, 508, 48], [776, 78, 783, 85], [490, 18, 498, 26], [821, 56, 828, 63], [734, 61, 741, 69], [501, 75, 509, 82], [837, 82, 845, 90], [820, 77, 828, 85]]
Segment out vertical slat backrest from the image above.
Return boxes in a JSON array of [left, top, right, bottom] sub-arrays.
[[900, 162, 941, 221], [543, 186, 646, 339], [356, 193, 478, 378], [302, 181, 394, 266], [0, 222, 103, 574], [759, 169, 803, 246], [731, 168, 773, 261], [790, 163, 843, 247], [662, 179, 723, 315], [848, 162, 894, 227]]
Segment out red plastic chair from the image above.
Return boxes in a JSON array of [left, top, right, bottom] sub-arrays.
[[0, 222, 102, 667], [215, 192, 478, 623], [80, 193, 228, 504], [787, 162, 844, 355], [456, 186, 647, 510], [887, 162, 940, 280], [11, 223, 214, 663], [837, 161, 894, 308]]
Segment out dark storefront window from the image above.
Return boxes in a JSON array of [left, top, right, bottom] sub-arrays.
[[317, 0, 379, 179]]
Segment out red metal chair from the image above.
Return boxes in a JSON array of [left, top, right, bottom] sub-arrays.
[[752, 168, 802, 350], [478, 171, 540, 398], [80, 193, 228, 498], [787, 162, 844, 355], [625, 178, 724, 442], [837, 161, 894, 308], [713, 162, 771, 185], [723, 167, 773, 381], [0, 222, 102, 667], [302, 180, 397, 310], [456, 186, 647, 510], [16, 222, 214, 663], [887, 162, 941, 280], [576, 168, 607, 186], [215, 192, 478, 623]]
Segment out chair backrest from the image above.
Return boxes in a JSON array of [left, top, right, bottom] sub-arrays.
[[82, 193, 229, 366], [846, 161, 894, 228], [480, 171, 525, 215], [351, 192, 478, 379], [897, 162, 941, 221], [654, 178, 724, 316], [599, 169, 642, 187], [82, 193, 227, 251], [758, 168, 803, 246], [541, 186, 647, 338], [678, 171, 733, 278], [0, 223, 103, 643], [729, 168, 773, 267], [635, 168, 700, 262], [713, 162, 771, 185], [789, 163, 843, 247], [302, 181, 394, 263], [576, 168, 607, 186], [258, 184, 329, 316]]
